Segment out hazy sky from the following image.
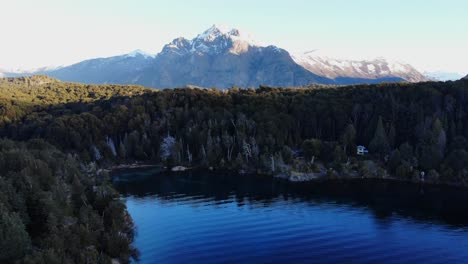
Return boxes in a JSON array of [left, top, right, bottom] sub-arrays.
[[1, 0, 467, 74]]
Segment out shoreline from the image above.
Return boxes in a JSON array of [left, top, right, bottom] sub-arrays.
[[107, 162, 162, 171], [108, 163, 468, 190]]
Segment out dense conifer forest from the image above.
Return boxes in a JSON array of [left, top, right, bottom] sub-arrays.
[[0, 77, 143, 263], [1, 75, 468, 262]]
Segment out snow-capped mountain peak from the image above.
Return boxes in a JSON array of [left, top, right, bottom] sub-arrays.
[[292, 50, 428, 82], [423, 71, 465, 81], [0, 65, 63, 75], [126, 49, 155, 59], [161, 25, 264, 56], [4, 24, 432, 86], [196, 24, 236, 41], [194, 24, 260, 46]]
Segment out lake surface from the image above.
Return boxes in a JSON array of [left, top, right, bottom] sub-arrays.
[[113, 168, 468, 264]]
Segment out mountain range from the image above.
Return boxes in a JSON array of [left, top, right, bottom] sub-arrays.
[[2, 25, 435, 88], [423, 71, 466, 81], [292, 50, 427, 83]]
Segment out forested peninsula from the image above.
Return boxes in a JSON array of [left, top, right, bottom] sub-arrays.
[[1, 75, 468, 263]]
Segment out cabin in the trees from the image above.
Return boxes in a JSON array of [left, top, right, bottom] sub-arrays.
[[357, 145, 369, 156]]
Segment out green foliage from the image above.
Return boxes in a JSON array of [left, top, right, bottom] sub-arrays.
[[0, 206, 31, 263], [369, 116, 390, 157], [301, 139, 321, 161], [0, 79, 468, 182], [0, 75, 150, 125], [281, 146, 293, 164], [388, 149, 402, 173], [0, 139, 137, 263], [0, 76, 468, 262], [1, 78, 468, 182], [396, 164, 413, 180], [341, 124, 356, 155]]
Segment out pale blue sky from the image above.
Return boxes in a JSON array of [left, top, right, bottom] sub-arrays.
[[1, 0, 467, 73]]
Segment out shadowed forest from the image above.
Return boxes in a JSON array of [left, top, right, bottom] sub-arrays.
[[1, 75, 468, 263]]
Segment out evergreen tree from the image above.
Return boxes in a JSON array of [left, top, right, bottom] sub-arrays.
[[0, 208, 31, 263], [340, 124, 356, 155], [369, 116, 390, 157], [302, 139, 322, 162]]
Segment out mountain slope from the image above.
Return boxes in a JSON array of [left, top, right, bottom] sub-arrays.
[[424, 71, 465, 81], [292, 50, 427, 83], [24, 25, 428, 88], [138, 26, 333, 88], [43, 50, 154, 85], [44, 25, 333, 88]]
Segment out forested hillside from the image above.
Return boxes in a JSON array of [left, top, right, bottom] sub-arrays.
[[0, 76, 141, 263], [1, 76, 468, 262], [0, 76, 149, 125], [1, 76, 468, 182]]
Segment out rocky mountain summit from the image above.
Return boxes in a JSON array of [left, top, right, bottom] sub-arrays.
[[7, 25, 429, 88]]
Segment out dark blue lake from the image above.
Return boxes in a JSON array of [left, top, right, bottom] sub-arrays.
[[113, 169, 468, 264]]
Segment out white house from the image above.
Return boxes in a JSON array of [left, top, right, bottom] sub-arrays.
[[357, 145, 369, 156]]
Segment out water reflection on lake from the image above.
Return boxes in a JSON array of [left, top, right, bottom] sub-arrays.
[[113, 169, 468, 264]]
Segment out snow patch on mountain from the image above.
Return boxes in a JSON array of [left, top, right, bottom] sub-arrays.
[[195, 24, 261, 46], [126, 49, 155, 59], [161, 24, 266, 56], [423, 71, 465, 81], [0, 65, 63, 77], [292, 50, 428, 82], [4, 24, 434, 87]]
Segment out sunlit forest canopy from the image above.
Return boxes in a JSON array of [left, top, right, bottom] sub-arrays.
[[1, 76, 467, 182]]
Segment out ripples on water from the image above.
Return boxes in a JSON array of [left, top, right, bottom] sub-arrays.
[[113, 169, 468, 264]]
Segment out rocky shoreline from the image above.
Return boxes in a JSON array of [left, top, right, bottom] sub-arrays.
[[105, 161, 466, 189], [109, 162, 161, 170]]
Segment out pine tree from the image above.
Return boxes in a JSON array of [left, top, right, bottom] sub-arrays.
[[369, 116, 390, 157], [0, 208, 31, 262], [341, 124, 356, 155]]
